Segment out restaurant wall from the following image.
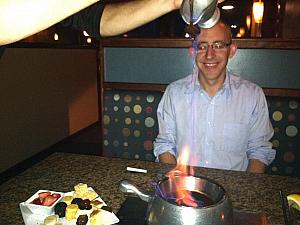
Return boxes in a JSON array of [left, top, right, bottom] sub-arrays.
[[0, 47, 98, 173], [104, 47, 300, 88]]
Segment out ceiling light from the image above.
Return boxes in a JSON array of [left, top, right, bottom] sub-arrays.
[[222, 5, 234, 10], [253, 1, 264, 23]]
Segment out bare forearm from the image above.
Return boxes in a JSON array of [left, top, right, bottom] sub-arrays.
[[100, 0, 182, 37], [0, 0, 99, 45], [158, 152, 177, 165], [247, 159, 266, 173]]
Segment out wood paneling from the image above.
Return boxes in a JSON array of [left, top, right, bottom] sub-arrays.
[[101, 37, 300, 49]]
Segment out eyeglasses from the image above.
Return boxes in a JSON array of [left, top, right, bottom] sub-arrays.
[[196, 41, 232, 53]]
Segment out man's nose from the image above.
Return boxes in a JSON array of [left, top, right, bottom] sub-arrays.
[[205, 45, 215, 58]]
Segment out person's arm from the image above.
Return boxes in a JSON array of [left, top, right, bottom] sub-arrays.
[[0, 0, 183, 46], [246, 87, 276, 173], [247, 159, 266, 173], [0, 0, 99, 45], [159, 152, 177, 164], [153, 85, 178, 164], [100, 0, 183, 37]]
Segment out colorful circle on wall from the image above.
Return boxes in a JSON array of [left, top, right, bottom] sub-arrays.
[[103, 128, 108, 135], [272, 139, 280, 148], [125, 117, 132, 125], [146, 106, 153, 113], [114, 118, 119, 123], [124, 106, 131, 113], [124, 94, 132, 103], [275, 101, 282, 107], [272, 111, 283, 121], [283, 151, 295, 163], [133, 105, 142, 114], [113, 106, 119, 112], [123, 142, 128, 147], [122, 128, 131, 137], [289, 100, 298, 109], [103, 115, 110, 125], [103, 140, 109, 146], [145, 117, 155, 127], [136, 96, 141, 101], [271, 166, 278, 172], [286, 125, 298, 137], [123, 152, 130, 159], [134, 130, 141, 138], [113, 94, 120, 101], [144, 140, 153, 151], [146, 95, 155, 103], [104, 107, 108, 112], [135, 119, 141, 125], [113, 140, 119, 147], [134, 154, 140, 159], [288, 114, 296, 122]]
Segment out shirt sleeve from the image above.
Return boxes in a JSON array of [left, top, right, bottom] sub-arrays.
[[153, 86, 177, 161], [60, 2, 105, 40], [247, 87, 276, 165]]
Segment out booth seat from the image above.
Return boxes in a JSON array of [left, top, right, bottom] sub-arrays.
[[103, 90, 300, 176]]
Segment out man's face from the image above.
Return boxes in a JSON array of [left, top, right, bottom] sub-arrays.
[[195, 23, 236, 85]]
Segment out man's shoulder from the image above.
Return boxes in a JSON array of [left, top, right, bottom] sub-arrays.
[[229, 74, 263, 93], [167, 74, 193, 90]]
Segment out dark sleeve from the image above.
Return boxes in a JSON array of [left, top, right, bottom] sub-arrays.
[[60, 2, 105, 40]]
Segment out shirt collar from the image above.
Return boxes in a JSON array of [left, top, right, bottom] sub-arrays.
[[184, 69, 232, 97]]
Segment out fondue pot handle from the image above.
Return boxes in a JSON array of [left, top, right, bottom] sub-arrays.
[[119, 180, 152, 202]]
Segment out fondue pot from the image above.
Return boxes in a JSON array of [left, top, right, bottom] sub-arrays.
[[120, 175, 233, 225]]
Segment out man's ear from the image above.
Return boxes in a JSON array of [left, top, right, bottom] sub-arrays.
[[229, 43, 237, 58], [188, 47, 195, 58]]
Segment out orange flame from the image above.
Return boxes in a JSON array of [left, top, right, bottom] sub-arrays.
[[166, 145, 197, 207]]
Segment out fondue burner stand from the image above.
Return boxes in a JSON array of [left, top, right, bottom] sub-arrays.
[[116, 197, 268, 225]]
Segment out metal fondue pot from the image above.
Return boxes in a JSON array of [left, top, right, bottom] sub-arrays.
[[180, 0, 220, 28], [120, 175, 233, 225]]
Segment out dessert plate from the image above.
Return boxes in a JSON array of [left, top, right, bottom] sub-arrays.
[[20, 190, 119, 225]]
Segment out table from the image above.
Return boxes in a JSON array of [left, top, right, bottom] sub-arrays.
[[0, 152, 299, 225]]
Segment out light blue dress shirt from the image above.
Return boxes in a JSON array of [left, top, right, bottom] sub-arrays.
[[153, 70, 276, 171]]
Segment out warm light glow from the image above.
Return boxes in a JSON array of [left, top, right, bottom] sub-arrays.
[[86, 37, 92, 44], [221, 5, 234, 10], [185, 33, 190, 38], [166, 145, 197, 208], [53, 33, 59, 41], [246, 15, 251, 30], [83, 31, 90, 37], [239, 27, 246, 36], [231, 24, 237, 29], [253, 1, 264, 23]]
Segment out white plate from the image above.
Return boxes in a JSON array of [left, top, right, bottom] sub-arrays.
[[20, 190, 119, 225]]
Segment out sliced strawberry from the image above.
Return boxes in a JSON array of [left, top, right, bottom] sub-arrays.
[[38, 191, 51, 201], [52, 193, 61, 199], [42, 195, 58, 206], [31, 198, 42, 205]]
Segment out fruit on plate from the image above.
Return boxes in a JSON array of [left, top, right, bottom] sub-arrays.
[[31, 191, 61, 206], [43, 215, 62, 225], [65, 204, 79, 220], [287, 194, 300, 211], [54, 202, 68, 218]]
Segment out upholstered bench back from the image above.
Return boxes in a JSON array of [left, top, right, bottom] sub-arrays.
[[102, 90, 300, 176]]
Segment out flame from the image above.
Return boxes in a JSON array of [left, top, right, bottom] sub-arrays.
[[166, 145, 197, 207]]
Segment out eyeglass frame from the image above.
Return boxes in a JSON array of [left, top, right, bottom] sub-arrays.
[[195, 41, 232, 53]]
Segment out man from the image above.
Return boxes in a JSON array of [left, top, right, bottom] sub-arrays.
[[0, 0, 183, 45], [153, 21, 276, 173]]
